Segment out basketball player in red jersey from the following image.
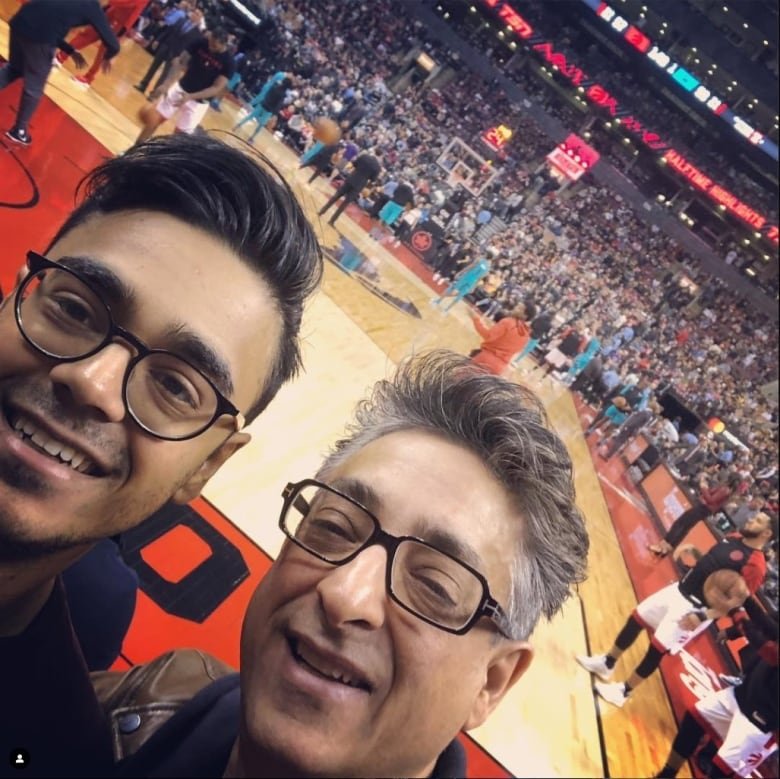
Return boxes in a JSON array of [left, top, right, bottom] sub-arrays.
[[577, 513, 776, 707]]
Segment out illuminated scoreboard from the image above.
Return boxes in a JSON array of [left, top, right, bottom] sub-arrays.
[[546, 134, 601, 181], [585, 0, 777, 161], [481, 125, 514, 151]]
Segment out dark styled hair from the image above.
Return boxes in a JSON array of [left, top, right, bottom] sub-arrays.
[[48, 133, 322, 422], [317, 350, 589, 641], [210, 26, 229, 44]]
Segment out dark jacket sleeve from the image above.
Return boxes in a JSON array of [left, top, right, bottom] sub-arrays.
[[663, 502, 709, 546], [0, 579, 113, 777], [87, 4, 121, 57]]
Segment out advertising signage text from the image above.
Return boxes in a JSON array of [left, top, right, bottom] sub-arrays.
[[477, 0, 778, 243]]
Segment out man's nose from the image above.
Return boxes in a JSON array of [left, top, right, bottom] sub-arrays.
[[316, 544, 388, 631], [47, 343, 132, 423]]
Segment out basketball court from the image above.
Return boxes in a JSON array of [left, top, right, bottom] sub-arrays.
[[0, 7, 728, 775]]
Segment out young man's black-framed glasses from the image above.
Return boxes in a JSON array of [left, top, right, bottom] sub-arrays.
[[279, 479, 515, 638], [14, 252, 245, 441]]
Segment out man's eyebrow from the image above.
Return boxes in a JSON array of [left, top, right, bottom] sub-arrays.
[[56, 256, 235, 399], [57, 255, 136, 308], [328, 478, 383, 516], [327, 478, 484, 570], [163, 325, 235, 398], [415, 522, 484, 572]]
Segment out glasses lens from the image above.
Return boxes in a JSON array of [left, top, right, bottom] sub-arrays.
[[18, 268, 110, 358], [126, 353, 219, 439], [392, 539, 483, 631], [283, 483, 374, 562]]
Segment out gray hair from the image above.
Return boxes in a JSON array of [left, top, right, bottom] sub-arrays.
[[317, 350, 589, 641]]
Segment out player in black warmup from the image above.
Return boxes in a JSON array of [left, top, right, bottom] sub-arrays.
[[137, 28, 234, 143], [577, 514, 776, 708]]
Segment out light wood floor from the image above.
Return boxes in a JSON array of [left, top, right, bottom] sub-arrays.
[[0, 8, 690, 775]]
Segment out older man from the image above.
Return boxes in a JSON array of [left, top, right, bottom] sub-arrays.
[[93, 350, 589, 777], [0, 133, 322, 775]]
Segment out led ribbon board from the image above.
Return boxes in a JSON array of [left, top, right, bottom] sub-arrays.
[[476, 0, 779, 243], [583, 0, 779, 163]]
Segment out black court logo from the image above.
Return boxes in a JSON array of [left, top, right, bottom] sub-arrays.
[[9, 749, 29, 769]]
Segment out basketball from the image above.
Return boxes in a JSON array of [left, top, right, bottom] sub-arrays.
[[703, 568, 749, 611], [313, 117, 341, 144], [612, 396, 630, 411]]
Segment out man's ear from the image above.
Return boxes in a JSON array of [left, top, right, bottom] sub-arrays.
[[464, 641, 533, 731], [172, 431, 251, 504]]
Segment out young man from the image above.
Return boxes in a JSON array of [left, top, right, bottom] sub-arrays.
[[600, 399, 662, 459], [93, 350, 590, 777], [577, 513, 775, 708], [432, 255, 491, 314], [137, 27, 234, 143], [0, 0, 120, 145], [234, 72, 293, 143], [0, 133, 322, 775]]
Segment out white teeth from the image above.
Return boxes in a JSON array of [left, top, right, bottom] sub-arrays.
[[297, 643, 358, 687], [31, 431, 49, 448], [75, 459, 93, 474], [59, 446, 76, 463], [43, 439, 63, 457], [10, 413, 96, 474], [70, 451, 85, 470]]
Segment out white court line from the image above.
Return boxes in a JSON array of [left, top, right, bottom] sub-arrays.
[[596, 471, 652, 515]]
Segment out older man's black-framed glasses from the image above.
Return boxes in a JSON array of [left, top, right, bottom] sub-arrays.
[[279, 479, 514, 637], [15, 252, 245, 441]]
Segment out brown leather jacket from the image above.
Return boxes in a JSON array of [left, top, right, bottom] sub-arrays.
[[92, 649, 234, 762]]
